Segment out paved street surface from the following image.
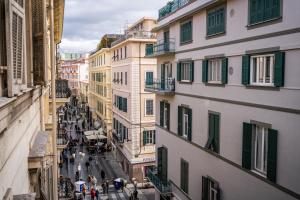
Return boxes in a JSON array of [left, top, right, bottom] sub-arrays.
[[59, 101, 154, 200]]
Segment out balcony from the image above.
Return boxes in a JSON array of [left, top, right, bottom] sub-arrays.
[[57, 133, 69, 149], [159, 0, 192, 20], [111, 31, 156, 47], [49, 79, 72, 98], [146, 168, 172, 194], [112, 131, 124, 144], [145, 78, 175, 95], [145, 39, 175, 57]]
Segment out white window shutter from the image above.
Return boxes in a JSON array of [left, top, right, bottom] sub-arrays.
[[5, 0, 26, 97]]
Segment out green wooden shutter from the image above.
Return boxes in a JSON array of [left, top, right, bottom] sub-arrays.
[[162, 147, 168, 183], [161, 64, 165, 89], [160, 101, 164, 127], [274, 52, 285, 87], [242, 55, 250, 85], [180, 159, 189, 193], [143, 131, 147, 146], [242, 122, 252, 169], [157, 147, 163, 179], [177, 62, 181, 81], [153, 131, 156, 144], [205, 113, 214, 149], [202, 60, 208, 83], [187, 108, 192, 141], [123, 98, 127, 112], [178, 106, 183, 136], [202, 176, 209, 200], [222, 57, 228, 84], [190, 61, 194, 82], [267, 128, 278, 183], [166, 103, 170, 130], [214, 114, 220, 154]]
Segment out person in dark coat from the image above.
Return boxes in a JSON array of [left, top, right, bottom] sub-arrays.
[[100, 170, 105, 180]]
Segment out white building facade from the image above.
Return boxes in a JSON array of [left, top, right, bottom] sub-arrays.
[[111, 17, 158, 181], [146, 0, 300, 200]]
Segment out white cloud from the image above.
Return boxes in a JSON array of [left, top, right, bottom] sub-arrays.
[[60, 0, 169, 52]]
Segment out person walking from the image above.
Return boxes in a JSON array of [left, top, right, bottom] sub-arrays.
[[105, 180, 109, 194], [100, 170, 105, 181], [92, 176, 97, 189], [95, 188, 100, 200], [90, 187, 96, 200], [101, 182, 106, 194], [82, 184, 87, 199]]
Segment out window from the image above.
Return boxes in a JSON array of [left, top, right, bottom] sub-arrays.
[[157, 147, 168, 183], [177, 61, 194, 82], [145, 99, 154, 116], [125, 46, 127, 58], [208, 59, 222, 83], [125, 72, 127, 85], [160, 101, 170, 130], [178, 106, 192, 141], [207, 6, 226, 36], [250, 54, 275, 86], [203, 58, 228, 84], [205, 113, 220, 154], [242, 122, 278, 182], [180, 159, 189, 194], [202, 176, 220, 200], [121, 47, 123, 59], [252, 124, 268, 175], [143, 130, 155, 145], [180, 20, 192, 44], [145, 71, 153, 86], [249, 0, 281, 25]]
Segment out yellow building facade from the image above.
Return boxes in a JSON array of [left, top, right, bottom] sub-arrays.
[[88, 48, 113, 138]]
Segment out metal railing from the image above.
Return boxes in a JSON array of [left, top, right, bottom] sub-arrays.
[[111, 31, 156, 47], [57, 133, 68, 146], [159, 0, 192, 20], [146, 168, 172, 194], [49, 79, 72, 98], [58, 177, 74, 199], [145, 38, 175, 56], [145, 78, 175, 92]]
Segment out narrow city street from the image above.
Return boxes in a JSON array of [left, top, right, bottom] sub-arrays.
[[58, 98, 154, 200]]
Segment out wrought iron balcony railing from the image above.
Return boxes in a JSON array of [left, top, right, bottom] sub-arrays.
[[112, 131, 124, 143], [49, 79, 72, 98], [146, 168, 172, 194], [58, 177, 75, 199], [159, 0, 192, 20], [111, 31, 156, 47], [145, 78, 175, 94], [57, 133, 68, 146], [145, 39, 175, 57]]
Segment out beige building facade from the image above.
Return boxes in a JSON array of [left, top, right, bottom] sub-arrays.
[[88, 48, 113, 137], [147, 0, 300, 200], [111, 17, 158, 181], [0, 0, 65, 199]]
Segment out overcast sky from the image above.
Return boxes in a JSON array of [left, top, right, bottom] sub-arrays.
[[60, 0, 168, 53]]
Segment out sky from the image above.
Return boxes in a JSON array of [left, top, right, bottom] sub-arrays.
[[60, 0, 169, 53]]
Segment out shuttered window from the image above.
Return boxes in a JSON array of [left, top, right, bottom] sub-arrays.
[[145, 99, 154, 116], [249, 0, 281, 25], [178, 106, 192, 141], [143, 130, 155, 145], [202, 176, 220, 200], [242, 52, 285, 87], [160, 101, 170, 130], [32, 0, 46, 85], [180, 20, 192, 44], [145, 71, 153, 86], [177, 60, 194, 82], [5, 0, 26, 97], [242, 122, 278, 183], [205, 113, 220, 154], [207, 6, 226, 36], [180, 159, 189, 194], [203, 58, 228, 84]]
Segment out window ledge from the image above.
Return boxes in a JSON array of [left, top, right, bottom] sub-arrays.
[[206, 31, 226, 39], [246, 85, 280, 91], [180, 40, 193, 46], [205, 82, 225, 87], [251, 170, 267, 178], [246, 17, 282, 30], [179, 81, 193, 85]]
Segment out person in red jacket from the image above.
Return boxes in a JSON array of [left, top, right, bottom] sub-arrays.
[[90, 187, 96, 200]]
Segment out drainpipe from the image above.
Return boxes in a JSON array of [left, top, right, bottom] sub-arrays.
[[49, 0, 58, 199]]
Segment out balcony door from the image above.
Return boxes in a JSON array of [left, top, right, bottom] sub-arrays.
[[161, 63, 172, 90]]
